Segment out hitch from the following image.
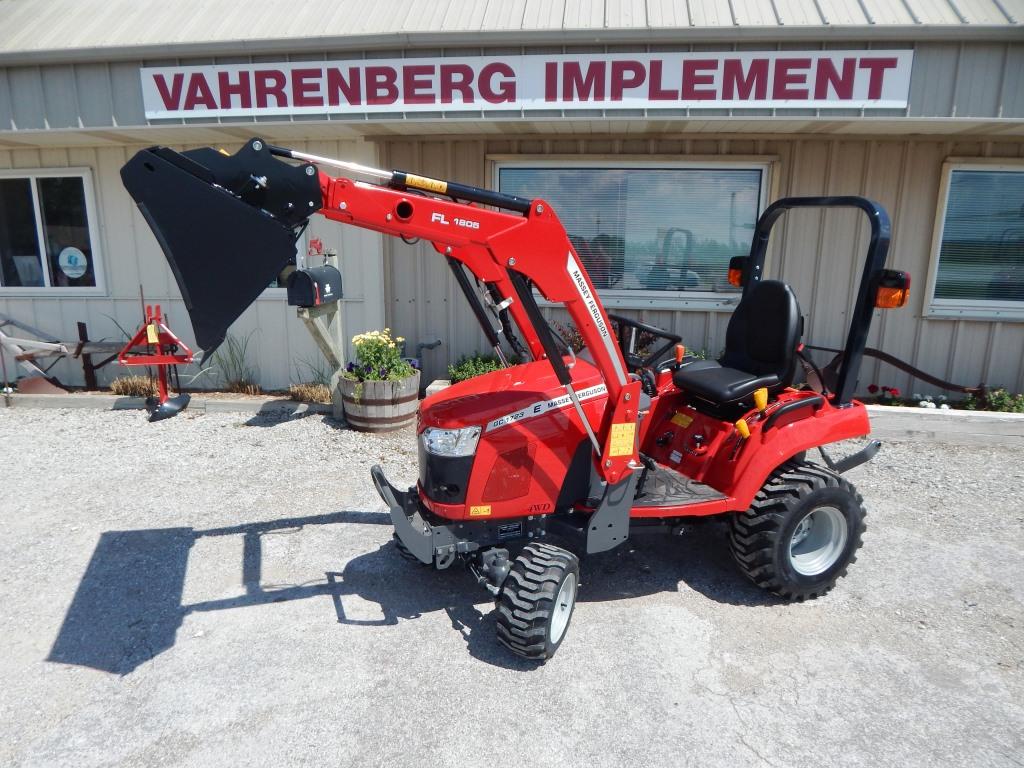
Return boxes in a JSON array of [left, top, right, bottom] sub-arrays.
[[818, 440, 882, 474], [118, 304, 193, 422]]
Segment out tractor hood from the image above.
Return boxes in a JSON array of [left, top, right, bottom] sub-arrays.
[[120, 139, 321, 359], [419, 358, 607, 433]]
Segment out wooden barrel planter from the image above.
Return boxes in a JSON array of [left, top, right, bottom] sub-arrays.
[[338, 371, 421, 432]]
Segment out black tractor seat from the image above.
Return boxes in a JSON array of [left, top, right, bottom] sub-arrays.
[[674, 279, 802, 407]]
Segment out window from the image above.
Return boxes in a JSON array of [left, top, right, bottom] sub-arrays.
[[928, 163, 1024, 319], [495, 160, 769, 309], [0, 170, 101, 291]]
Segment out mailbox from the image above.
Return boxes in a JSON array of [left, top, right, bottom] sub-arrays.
[[286, 265, 343, 307]]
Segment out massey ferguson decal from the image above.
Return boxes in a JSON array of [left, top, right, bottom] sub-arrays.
[[485, 384, 608, 433], [567, 252, 628, 386], [141, 51, 913, 118], [567, 253, 610, 341]]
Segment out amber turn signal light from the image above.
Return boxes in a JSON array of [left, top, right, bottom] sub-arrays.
[[727, 256, 747, 287], [875, 269, 911, 309]]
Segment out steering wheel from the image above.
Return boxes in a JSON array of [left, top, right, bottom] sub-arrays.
[[607, 313, 682, 372]]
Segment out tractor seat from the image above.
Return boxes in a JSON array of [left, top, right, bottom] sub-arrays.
[[673, 280, 802, 405]]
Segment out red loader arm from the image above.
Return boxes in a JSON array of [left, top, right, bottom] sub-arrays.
[[315, 171, 638, 483]]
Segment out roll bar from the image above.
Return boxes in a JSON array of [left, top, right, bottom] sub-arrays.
[[741, 196, 892, 407]]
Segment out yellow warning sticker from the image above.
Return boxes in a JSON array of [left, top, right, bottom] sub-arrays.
[[146, 323, 159, 344], [469, 505, 492, 517], [406, 173, 448, 194], [670, 411, 694, 428], [608, 422, 636, 457]]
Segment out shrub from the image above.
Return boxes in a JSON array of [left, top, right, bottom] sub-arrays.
[[110, 375, 157, 397], [449, 354, 503, 383], [964, 388, 1024, 413], [344, 328, 414, 382], [288, 382, 332, 404], [551, 320, 586, 353]]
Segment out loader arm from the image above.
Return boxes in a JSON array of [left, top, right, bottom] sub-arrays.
[[120, 138, 637, 483]]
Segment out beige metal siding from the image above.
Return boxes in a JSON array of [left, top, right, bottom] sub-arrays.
[[381, 134, 1024, 395], [2, 0, 1019, 62], [3, 42, 1023, 138], [0, 139, 386, 390]]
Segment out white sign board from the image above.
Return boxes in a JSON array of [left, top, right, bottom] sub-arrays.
[[141, 51, 913, 119]]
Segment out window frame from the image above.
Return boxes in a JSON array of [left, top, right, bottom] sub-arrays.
[[488, 156, 776, 311], [924, 159, 1024, 322], [0, 167, 106, 296]]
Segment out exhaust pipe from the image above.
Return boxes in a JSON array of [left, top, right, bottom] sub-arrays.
[[120, 139, 322, 359]]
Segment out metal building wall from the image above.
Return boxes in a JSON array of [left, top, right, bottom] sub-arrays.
[[2, 41, 1022, 135], [0, 139, 386, 390], [381, 134, 1024, 396]]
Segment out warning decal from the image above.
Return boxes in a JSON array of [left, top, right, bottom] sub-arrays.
[[608, 422, 636, 457]]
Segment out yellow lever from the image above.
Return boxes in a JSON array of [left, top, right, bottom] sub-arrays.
[[753, 387, 768, 414], [734, 418, 751, 439]]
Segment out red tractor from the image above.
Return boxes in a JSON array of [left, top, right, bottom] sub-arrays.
[[121, 139, 910, 659]]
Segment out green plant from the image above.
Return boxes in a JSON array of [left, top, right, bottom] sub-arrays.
[[213, 332, 262, 394], [448, 354, 504, 383], [344, 328, 414, 382], [110, 375, 157, 397], [964, 388, 1024, 413]]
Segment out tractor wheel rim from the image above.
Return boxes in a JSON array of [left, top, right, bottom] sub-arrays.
[[549, 572, 577, 644], [789, 506, 848, 576]]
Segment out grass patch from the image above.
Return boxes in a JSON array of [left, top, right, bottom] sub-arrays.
[[110, 375, 157, 397], [213, 332, 262, 395], [288, 382, 332, 404]]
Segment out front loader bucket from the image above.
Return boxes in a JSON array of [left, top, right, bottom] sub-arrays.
[[120, 139, 321, 358]]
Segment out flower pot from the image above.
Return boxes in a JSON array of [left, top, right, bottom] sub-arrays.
[[338, 370, 420, 432]]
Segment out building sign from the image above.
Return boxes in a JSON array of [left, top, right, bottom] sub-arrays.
[[141, 51, 913, 119]]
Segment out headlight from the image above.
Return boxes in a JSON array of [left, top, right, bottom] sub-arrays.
[[422, 426, 482, 457]]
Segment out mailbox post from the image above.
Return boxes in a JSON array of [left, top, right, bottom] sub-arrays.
[[291, 248, 347, 420]]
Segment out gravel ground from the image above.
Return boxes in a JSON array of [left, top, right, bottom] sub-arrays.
[[1, 406, 1022, 768]]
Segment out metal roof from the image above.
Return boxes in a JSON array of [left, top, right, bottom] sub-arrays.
[[0, 0, 1021, 64]]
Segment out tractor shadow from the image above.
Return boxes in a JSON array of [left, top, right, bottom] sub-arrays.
[[579, 520, 782, 609], [47, 511, 774, 676]]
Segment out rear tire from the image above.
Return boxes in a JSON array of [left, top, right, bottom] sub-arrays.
[[729, 461, 865, 601], [496, 542, 580, 660]]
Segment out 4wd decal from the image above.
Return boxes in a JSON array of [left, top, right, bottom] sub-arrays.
[[485, 383, 607, 432]]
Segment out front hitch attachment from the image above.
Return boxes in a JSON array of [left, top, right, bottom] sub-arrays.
[[371, 465, 451, 566]]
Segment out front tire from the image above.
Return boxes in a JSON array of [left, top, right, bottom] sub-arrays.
[[729, 461, 866, 601], [496, 543, 580, 660]]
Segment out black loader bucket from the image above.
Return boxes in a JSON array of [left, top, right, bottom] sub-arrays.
[[120, 139, 321, 358]]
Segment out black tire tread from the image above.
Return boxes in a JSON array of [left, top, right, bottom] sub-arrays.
[[392, 533, 428, 565], [495, 542, 579, 660], [729, 460, 866, 602]]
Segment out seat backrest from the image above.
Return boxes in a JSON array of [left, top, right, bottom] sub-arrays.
[[720, 280, 802, 383]]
